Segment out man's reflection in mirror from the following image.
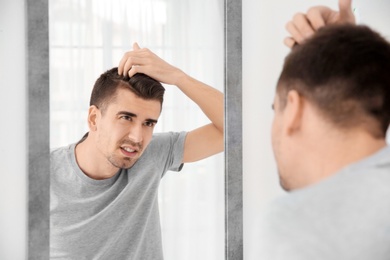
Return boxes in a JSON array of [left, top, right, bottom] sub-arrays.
[[50, 45, 223, 259]]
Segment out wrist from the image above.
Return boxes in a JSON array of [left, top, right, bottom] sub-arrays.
[[173, 69, 189, 87]]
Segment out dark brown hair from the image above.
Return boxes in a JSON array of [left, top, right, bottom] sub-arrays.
[[277, 24, 390, 138], [90, 67, 165, 113]]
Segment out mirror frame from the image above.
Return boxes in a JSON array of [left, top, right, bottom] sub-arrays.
[[27, 0, 50, 258], [224, 0, 243, 259], [27, 0, 244, 258]]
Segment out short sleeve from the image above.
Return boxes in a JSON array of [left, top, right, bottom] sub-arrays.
[[147, 131, 187, 176]]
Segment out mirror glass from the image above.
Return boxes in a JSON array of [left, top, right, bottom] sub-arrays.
[[49, 0, 224, 259]]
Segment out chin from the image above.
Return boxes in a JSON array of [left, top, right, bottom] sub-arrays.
[[108, 155, 138, 169], [280, 180, 292, 192], [120, 159, 138, 169], [278, 171, 292, 192]]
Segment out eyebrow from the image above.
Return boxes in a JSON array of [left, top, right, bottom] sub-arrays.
[[117, 111, 158, 124]]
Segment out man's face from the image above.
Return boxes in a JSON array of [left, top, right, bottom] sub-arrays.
[[94, 88, 161, 170]]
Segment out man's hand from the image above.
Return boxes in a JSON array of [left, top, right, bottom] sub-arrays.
[[284, 0, 356, 48], [118, 43, 185, 86]]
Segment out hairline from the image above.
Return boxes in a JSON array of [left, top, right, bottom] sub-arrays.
[[98, 80, 163, 115], [276, 79, 385, 138]]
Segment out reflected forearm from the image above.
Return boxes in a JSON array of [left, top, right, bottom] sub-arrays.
[[175, 72, 224, 133]]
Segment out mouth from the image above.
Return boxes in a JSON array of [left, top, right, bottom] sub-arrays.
[[120, 146, 139, 158]]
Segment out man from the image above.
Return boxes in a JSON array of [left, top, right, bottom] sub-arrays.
[[260, 20, 390, 260], [50, 43, 223, 259]]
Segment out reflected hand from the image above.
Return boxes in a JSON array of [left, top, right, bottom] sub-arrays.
[[284, 0, 356, 48], [118, 43, 184, 86]]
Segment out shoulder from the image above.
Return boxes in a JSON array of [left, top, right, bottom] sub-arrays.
[[148, 131, 187, 150], [258, 149, 390, 259], [50, 144, 72, 158], [264, 146, 390, 221], [260, 192, 311, 230], [151, 131, 187, 142], [50, 144, 75, 169], [258, 192, 325, 259]]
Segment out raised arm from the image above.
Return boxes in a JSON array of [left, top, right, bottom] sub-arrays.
[[284, 0, 356, 48], [118, 43, 224, 163]]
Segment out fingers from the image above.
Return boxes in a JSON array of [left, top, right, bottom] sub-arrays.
[[284, 0, 355, 48], [123, 56, 144, 77], [128, 64, 145, 78], [285, 22, 303, 44], [133, 42, 141, 50], [118, 43, 144, 75], [117, 45, 175, 83], [306, 6, 326, 30], [117, 53, 143, 76], [286, 12, 316, 46], [117, 54, 128, 75], [294, 12, 315, 38], [127, 65, 138, 78], [338, 0, 356, 24], [284, 37, 296, 48]]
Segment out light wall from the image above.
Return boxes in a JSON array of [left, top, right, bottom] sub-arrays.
[[242, 0, 390, 259], [0, 0, 27, 259]]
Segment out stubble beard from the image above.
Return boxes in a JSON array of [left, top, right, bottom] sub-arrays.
[[107, 140, 143, 169], [108, 154, 136, 169]]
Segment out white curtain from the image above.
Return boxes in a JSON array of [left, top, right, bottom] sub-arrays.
[[49, 0, 224, 259]]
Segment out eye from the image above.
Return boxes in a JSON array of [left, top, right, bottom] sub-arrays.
[[144, 121, 156, 128], [271, 103, 275, 110], [120, 115, 132, 121]]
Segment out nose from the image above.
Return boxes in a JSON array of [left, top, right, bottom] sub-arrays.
[[127, 124, 143, 143]]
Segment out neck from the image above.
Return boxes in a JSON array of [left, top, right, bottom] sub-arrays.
[[299, 129, 387, 188], [75, 136, 119, 180]]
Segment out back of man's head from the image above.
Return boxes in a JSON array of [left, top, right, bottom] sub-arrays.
[[90, 67, 165, 114], [277, 24, 390, 138]]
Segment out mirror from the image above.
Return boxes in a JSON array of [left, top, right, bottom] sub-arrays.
[[49, 0, 224, 259]]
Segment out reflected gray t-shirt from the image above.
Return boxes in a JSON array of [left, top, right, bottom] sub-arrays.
[[258, 146, 390, 260], [50, 132, 186, 260]]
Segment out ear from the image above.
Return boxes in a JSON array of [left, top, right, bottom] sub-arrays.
[[282, 90, 304, 135], [88, 105, 100, 132]]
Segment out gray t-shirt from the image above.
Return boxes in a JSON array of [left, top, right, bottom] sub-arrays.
[[258, 146, 390, 260], [50, 131, 187, 260]]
